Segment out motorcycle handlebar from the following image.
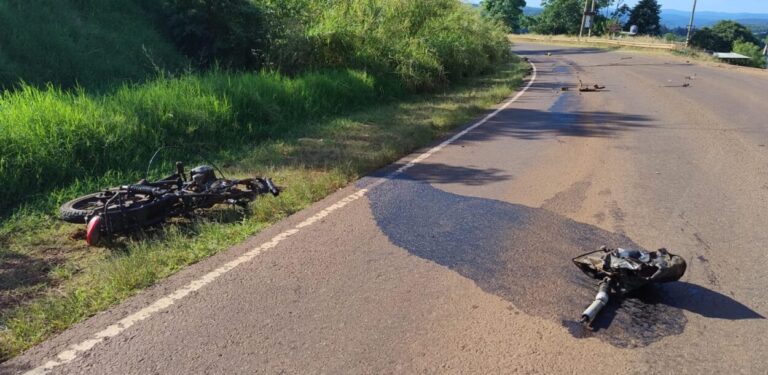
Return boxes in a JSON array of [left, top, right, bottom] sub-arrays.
[[262, 178, 280, 196]]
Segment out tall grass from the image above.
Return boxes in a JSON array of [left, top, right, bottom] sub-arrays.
[[0, 70, 385, 211], [264, 0, 512, 90], [0, 0, 513, 212]]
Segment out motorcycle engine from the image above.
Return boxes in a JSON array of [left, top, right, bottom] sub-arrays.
[[190, 165, 217, 187]]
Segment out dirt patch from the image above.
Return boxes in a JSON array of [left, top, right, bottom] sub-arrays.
[[0, 252, 63, 311]]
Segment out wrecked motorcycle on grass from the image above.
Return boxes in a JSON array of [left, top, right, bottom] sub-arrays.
[[60, 162, 280, 246], [573, 246, 687, 325]]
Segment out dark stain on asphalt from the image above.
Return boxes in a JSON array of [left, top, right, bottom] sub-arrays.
[[367, 177, 764, 347], [548, 91, 580, 126]]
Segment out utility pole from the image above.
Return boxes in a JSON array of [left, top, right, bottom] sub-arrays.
[[579, 0, 589, 40], [587, 0, 596, 37], [685, 0, 698, 47]]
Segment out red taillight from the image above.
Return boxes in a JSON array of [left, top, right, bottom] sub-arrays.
[[86, 216, 102, 246]]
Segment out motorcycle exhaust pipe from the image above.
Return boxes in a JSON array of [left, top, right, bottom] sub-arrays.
[[580, 278, 611, 324]]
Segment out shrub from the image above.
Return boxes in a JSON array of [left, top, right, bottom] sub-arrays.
[[732, 41, 767, 68], [155, 0, 267, 69]]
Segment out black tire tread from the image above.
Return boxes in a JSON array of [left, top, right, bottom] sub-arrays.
[[59, 192, 105, 223]]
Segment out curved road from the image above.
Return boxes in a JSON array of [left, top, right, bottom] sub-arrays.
[[5, 43, 768, 374]]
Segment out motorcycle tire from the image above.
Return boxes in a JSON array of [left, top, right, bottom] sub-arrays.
[[59, 191, 167, 227], [60, 192, 115, 223]]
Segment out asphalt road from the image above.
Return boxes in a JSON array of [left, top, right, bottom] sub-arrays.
[[5, 43, 768, 374]]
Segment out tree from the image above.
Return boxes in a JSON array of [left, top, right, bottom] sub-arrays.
[[690, 28, 729, 51], [531, 0, 582, 35], [611, 2, 631, 25], [627, 0, 661, 35], [482, 0, 527, 32], [711, 20, 760, 46], [732, 41, 766, 68], [691, 21, 761, 52]]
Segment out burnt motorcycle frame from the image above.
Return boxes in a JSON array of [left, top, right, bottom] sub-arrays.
[[60, 162, 279, 245]]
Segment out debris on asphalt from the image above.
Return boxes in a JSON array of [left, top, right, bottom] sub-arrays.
[[661, 82, 693, 88], [573, 246, 687, 325], [578, 80, 605, 92], [685, 74, 697, 80]]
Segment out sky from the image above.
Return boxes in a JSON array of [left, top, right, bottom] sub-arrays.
[[521, 1, 768, 13]]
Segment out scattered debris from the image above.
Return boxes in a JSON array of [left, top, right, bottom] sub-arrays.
[[685, 74, 696, 80], [573, 246, 687, 324], [661, 82, 692, 88], [578, 79, 605, 92]]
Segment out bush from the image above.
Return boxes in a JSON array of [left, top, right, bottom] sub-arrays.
[[732, 41, 767, 68], [155, 0, 267, 69], [664, 33, 679, 42], [264, 0, 511, 91]]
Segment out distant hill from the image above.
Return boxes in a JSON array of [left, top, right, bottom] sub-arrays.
[[524, 6, 542, 16], [661, 9, 768, 29], [472, 3, 768, 35]]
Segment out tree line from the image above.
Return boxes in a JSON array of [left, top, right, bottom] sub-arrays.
[[481, 0, 767, 68]]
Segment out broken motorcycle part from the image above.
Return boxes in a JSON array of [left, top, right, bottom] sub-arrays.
[[573, 246, 687, 324]]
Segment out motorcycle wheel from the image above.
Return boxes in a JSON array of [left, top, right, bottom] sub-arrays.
[[59, 190, 156, 224]]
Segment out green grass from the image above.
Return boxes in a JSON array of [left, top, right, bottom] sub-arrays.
[[0, 60, 529, 361], [0, 69, 394, 213], [0, 0, 188, 91]]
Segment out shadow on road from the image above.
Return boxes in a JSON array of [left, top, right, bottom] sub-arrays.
[[659, 281, 765, 320], [457, 93, 653, 142], [368, 178, 763, 348], [369, 162, 513, 186]]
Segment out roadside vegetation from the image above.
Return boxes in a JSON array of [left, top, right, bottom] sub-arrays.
[[689, 20, 767, 68], [0, 0, 525, 361], [510, 0, 767, 69]]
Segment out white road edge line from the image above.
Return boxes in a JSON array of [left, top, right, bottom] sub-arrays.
[[25, 61, 538, 375]]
